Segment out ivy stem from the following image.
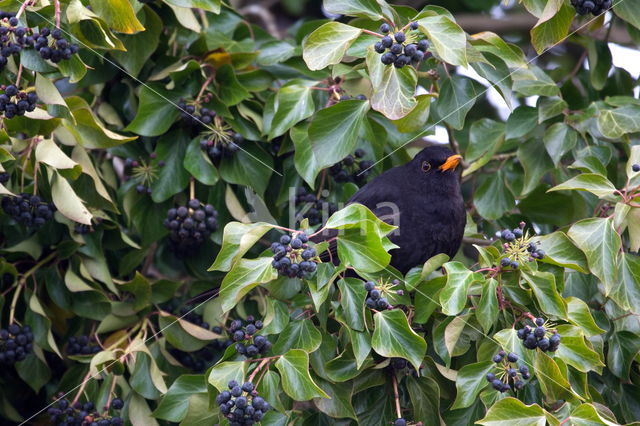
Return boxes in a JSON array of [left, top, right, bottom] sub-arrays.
[[196, 75, 214, 102], [391, 373, 402, 419], [361, 29, 384, 38], [15, 63, 23, 86], [316, 169, 327, 199], [189, 177, 195, 200], [72, 371, 93, 405], [245, 354, 280, 363], [32, 161, 39, 195], [104, 375, 118, 411], [15, 0, 31, 19], [54, 0, 61, 28], [248, 358, 270, 382], [8, 278, 24, 325]]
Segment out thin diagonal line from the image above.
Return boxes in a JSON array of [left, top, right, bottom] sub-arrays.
[[18, 2, 281, 177], [359, 2, 625, 175]]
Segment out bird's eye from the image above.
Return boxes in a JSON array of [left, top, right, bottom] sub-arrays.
[[422, 161, 431, 173]]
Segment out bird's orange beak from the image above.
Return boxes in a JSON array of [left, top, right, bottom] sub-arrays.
[[439, 154, 462, 172]]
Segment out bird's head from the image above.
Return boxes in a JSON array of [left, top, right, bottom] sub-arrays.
[[411, 145, 463, 176]]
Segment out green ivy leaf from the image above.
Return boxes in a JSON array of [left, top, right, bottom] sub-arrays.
[[371, 309, 427, 371], [268, 82, 316, 139], [302, 22, 362, 71], [125, 85, 181, 137], [323, 0, 384, 20], [111, 6, 162, 76], [209, 222, 274, 272], [435, 75, 483, 130], [439, 262, 483, 316], [337, 278, 367, 331], [337, 227, 392, 273], [219, 257, 278, 312], [366, 47, 418, 120], [530, 0, 574, 54], [150, 130, 190, 203], [597, 105, 640, 139], [416, 14, 468, 67], [474, 171, 515, 221], [521, 270, 568, 319], [183, 137, 219, 186], [537, 231, 589, 273], [207, 361, 247, 392], [565, 297, 605, 337], [275, 349, 330, 400], [273, 319, 322, 354], [218, 143, 274, 197], [554, 325, 604, 374], [164, 0, 221, 14], [476, 278, 498, 334], [549, 173, 617, 200], [451, 361, 494, 409], [477, 397, 547, 426], [568, 218, 621, 292], [543, 123, 577, 167], [406, 376, 441, 426], [89, 0, 145, 34], [534, 351, 581, 402]]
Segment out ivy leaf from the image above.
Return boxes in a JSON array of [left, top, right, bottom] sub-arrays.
[[371, 309, 427, 371], [325, 203, 396, 235], [555, 325, 604, 374], [366, 47, 418, 120], [273, 319, 322, 354], [435, 75, 483, 130], [313, 379, 358, 420], [406, 376, 441, 426], [566, 297, 605, 337], [268, 82, 316, 139], [337, 278, 366, 331], [111, 6, 162, 76], [125, 85, 181, 136], [474, 171, 515, 221], [275, 349, 330, 400], [534, 351, 581, 402], [521, 270, 568, 319], [609, 253, 640, 314], [476, 278, 498, 334], [164, 0, 221, 14], [537, 231, 589, 273], [207, 361, 247, 392], [208, 222, 274, 272], [477, 397, 547, 426], [183, 137, 219, 186], [218, 143, 274, 197], [416, 14, 468, 67], [150, 130, 190, 203], [219, 257, 278, 312], [439, 261, 483, 316], [451, 361, 494, 409], [568, 218, 621, 292], [549, 173, 617, 200], [50, 169, 93, 225], [570, 403, 623, 426], [216, 65, 250, 106], [543, 122, 578, 167], [89, 0, 145, 34], [302, 22, 362, 71], [305, 100, 370, 184], [337, 227, 392, 273], [597, 105, 640, 139], [607, 331, 640, 380], [323, 0, 384, 20], [530, 0, 574, 54]]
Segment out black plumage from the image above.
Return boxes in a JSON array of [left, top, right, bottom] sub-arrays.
[[320, 145, 466, 274]]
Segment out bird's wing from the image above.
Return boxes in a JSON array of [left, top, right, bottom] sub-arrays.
[[348, 170, 404, 223]]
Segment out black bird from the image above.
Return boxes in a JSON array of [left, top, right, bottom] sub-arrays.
[[320, 145, 466, 274]]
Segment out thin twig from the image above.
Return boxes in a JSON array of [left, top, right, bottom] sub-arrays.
[[391, 373, 402, 419]]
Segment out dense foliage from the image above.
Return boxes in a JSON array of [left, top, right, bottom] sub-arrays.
[[0, 0, 639, 424]]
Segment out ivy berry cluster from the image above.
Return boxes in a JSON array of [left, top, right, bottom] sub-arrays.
[[570, 0, 612, 15], [163, 199, 218, 257], [216, 380, 271, 424], [0, 323, 33, 365], [178, 98, 216, 126], [270, 233, 319, 278], [329, 149, 373, 185], [374, 22, 430, 69], [34, 27, 80, 63], [517, 317, 561, 352], [294, 187, 337, 226], [47, 397, 124, 425], [200, 133, 243, 162], [364, 279, 401, 311], [229, 317, 271, 357], [66, 335, 101, 356], [1, 193, 55, 229], [486, 351, 530, 393], [497, 222, 544, 270], [0, 84, 38, 118], [0, 15, 29, 71]]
